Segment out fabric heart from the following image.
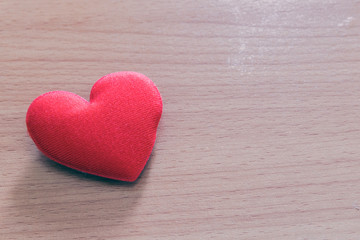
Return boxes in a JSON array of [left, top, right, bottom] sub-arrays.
[[26, 72, 162, 182]]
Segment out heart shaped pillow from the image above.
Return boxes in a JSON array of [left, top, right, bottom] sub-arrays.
[[26, 72, 162, 182]]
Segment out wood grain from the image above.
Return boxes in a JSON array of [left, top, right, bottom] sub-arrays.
[[1, 0, 360, 239]]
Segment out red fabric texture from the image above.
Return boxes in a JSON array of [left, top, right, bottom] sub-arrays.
[[26, 72, 162, 182]]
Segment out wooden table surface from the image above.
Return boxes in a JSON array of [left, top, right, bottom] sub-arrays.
[[1, 0, 360, 239]]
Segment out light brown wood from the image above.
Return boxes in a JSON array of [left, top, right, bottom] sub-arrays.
[[1, 0, 360, 239]]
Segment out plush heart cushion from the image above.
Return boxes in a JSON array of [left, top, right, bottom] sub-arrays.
[[26, 72, 162, 182]]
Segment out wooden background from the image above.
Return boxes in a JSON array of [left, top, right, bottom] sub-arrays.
[[1, 0, 360, 239]]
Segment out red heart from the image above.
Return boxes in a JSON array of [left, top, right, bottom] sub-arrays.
[[26, 72, 162, 182]]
